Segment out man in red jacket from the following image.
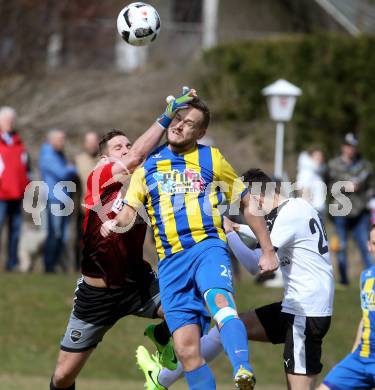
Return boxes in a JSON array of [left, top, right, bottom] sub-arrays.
[[0, 106, 30, 271]]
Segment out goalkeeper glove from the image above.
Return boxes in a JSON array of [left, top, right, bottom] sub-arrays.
[[157, 86, 197, 129]]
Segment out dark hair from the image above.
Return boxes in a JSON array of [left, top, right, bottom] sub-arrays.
[[188, 97, 210, 130], [242, 168, 281, 196], [369, 224, 375, 239], [99, 129, 127, 154]]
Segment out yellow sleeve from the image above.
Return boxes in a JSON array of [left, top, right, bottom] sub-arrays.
[[214, 148, 248, 204], [124, 167, 147, 209]]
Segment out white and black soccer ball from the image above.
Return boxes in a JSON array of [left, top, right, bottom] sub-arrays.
[[117, 2, 161, 46]]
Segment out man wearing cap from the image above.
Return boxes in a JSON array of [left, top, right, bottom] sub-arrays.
[[328, 133, 374, 285]]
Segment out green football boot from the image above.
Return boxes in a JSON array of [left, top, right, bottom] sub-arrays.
[[234, 366, 256, 390], [144, 324, 178, 370], [136, 345, 167, 390]]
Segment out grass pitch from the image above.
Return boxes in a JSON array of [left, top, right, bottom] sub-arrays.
[[0, 272, 360, 389], [0, 375, 285, 390]]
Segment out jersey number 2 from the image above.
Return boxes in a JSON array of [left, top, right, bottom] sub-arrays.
[[309, 217, 328, 255]]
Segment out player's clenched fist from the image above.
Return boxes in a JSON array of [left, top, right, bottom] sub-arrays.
[[258, 250, 279, 274], [100, 219, 118, 237], [223, 216, 240, 233]]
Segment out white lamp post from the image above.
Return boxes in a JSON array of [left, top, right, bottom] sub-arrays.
[[262, 79, 302, 179]]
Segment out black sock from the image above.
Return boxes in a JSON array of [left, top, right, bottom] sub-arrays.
[[153, 320, 171, 346], [50, 378, 75, 390]]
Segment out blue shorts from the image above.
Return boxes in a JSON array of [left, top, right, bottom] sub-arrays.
[[158, 238, 234, 335], [324, 352, 375, 389]]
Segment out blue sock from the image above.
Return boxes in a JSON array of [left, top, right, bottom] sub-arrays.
[[219, 318, 252, 375], [184, 363, 216, 390]]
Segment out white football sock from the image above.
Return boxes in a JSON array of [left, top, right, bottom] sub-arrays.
[[158, 326, 223, 388]]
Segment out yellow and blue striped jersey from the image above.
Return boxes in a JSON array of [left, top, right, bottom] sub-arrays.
[[124, 143, 248, 260], [358, 266, 375, 358]]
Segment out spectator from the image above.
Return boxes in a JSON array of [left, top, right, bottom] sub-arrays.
[[74, 131, 99, 270], [296, 147, 327, 215], [328, 133, 373, 285], [39, 129, 77, 273], [0, 106, 30, 271], [75, 132, 100, 195]]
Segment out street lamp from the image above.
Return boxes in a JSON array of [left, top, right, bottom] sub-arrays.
[[262, 79, 302, 179]]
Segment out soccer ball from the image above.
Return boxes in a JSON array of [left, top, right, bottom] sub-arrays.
[[117, 2, 161, 46]]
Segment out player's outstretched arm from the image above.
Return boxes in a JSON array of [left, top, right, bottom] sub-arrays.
[[226, 233, 260, 275], [116, 203, 137, 228], [112, 88, 197, 175], [223, 216, 260, 275], [241, 193, 279, 274], [112, 123, 164, 175]]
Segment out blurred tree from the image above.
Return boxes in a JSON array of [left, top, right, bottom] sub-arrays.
[[0, 0, 52, 72], [199, 35, 375, 162]]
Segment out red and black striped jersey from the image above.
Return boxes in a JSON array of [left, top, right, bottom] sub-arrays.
[[81, 163, 147, 287]]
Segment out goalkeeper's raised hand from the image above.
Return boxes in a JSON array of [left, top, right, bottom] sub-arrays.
[[157, 86, 197, 129]]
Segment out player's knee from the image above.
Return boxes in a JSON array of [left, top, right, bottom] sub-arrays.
[[240, 311, 254, 338], [52, 366, 76, 388], [174, 341, 201, 369], [175, 342, 198, 360], [240, 310, 267, 341], [204, 288, 238, 328]]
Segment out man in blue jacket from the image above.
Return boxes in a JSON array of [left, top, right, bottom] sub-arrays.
[[39, 129, 77, 273]]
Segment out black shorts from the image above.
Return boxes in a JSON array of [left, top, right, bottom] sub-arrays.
[[60, 263, 160, 352], [255, 301, 331, 375]]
